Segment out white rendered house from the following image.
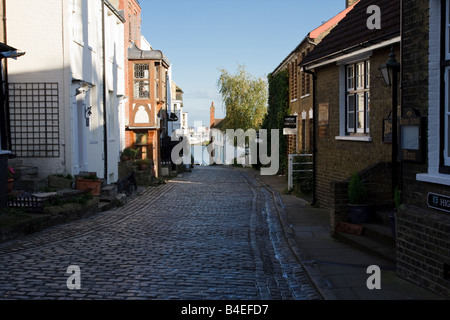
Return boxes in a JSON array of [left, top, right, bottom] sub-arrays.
[[6, 0, 125, 184]]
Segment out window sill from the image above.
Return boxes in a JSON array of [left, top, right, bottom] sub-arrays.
[[335, 135, 372, 142], [416, 173, 450, 186]]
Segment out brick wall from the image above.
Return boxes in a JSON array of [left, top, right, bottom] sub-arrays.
[[119, 0, 142, 149], [398, 0, 450, 298], [314, 46, 395, 212]]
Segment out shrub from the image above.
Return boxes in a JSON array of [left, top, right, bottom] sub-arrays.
[[348, 172, 368, 205]]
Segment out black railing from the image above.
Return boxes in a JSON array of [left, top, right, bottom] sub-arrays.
[[7, 190, 91, 214]]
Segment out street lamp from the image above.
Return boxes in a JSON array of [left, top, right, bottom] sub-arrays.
[[379, 46, 400, 87], [379, 46, 400, 198]]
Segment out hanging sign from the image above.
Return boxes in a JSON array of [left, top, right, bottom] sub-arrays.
[[283, 115, 297, 135]]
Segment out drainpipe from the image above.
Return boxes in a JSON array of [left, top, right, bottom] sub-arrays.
[[302, 67, 317, 206], [101, 0, 108, 183], [2, 0, 10, 152]]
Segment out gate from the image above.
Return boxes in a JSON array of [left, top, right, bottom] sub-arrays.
[[288, 154, 313, 191]]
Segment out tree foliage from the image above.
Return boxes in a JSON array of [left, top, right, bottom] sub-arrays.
[[261, 70, 290, 174], [217, 65, 268, 131]]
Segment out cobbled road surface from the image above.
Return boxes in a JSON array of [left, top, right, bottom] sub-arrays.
[[0, 166, 320, 300]]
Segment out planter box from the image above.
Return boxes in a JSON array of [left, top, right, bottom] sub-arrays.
[[49, 175, 74, 189], [76, 178, 102, 196], [348, 204, 373, 224]]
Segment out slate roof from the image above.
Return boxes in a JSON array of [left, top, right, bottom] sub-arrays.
[[128, 43, 170, 66], [273, 2, 358, 75], [301, 0, 400, 68]]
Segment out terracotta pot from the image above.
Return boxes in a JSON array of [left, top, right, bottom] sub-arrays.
[[76, 178, 102, 196]]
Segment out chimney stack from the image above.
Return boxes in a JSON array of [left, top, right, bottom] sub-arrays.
[[210, 102, 215, 127], [346, 0, 359, 8]]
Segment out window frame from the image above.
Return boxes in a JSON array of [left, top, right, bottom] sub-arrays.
[[133, 63, 150, 100], [345, 60, 370, 135]]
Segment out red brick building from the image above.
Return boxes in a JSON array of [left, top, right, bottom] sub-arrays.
[[397, 0, 450, 298], [126, 44, 170, 178], [117, 0, 142, 149], [272, 1, 359, 155], [301, 0, 400, 222]]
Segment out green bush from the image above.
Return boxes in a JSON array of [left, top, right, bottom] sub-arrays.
[[348, 172, 368, 205]]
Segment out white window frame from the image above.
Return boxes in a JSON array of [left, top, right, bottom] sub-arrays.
[[345, 60, 370, 134], [416, 0, 450, 185]]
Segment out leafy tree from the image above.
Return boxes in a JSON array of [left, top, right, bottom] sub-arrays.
[[262, 70, 289, 174], [217, 65, 268, 132]]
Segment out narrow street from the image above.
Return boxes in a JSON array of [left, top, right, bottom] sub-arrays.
[[0, 166, 320, 300]]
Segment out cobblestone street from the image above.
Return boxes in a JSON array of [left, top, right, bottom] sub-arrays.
[[0, 166, 320, 300]]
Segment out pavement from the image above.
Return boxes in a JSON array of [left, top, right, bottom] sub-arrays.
[[241, 167, 445, 300]]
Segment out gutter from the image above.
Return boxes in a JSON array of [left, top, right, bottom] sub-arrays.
[[302, 68, 317, 206], [102, 0, 108, 183], [302, 34, 401, 71]]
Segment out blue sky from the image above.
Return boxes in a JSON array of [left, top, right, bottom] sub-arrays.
[[139, 0, 346, 127]]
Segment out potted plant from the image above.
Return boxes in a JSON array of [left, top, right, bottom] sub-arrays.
[[7, 166, 14, 194], [136, 158, 152, 171], [121, 147, 139, 162], [347, 172, 372, 224], [76, 172, 102, 196]]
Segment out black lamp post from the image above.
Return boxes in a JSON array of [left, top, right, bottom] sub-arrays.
[[379, 46, 400, 198]]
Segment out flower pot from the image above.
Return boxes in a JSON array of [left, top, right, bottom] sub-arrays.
[[348, 204, 373, 224], [76, 178, 102, 196], [7, 179, 14, 194]]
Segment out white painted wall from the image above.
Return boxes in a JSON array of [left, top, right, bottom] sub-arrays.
[[6, 0, 125, 184]]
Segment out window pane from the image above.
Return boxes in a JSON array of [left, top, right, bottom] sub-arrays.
[[347, 94, 355, 132], [356, 62, 364, 89], [447, 69, 450, 158], [134, 81, 149, 99], [366, 61, 370, 88], [134, 64, 149, 79], [366, 92, 370, 132], [347, 65, 354, 91], [357, 93, 365, 131]]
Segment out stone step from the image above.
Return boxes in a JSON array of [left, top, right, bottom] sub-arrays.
[[13, 166, 39, 177], [335, 229, 396, 263], [362, 222, 396, 246], [20, 176, 48, 193], [7, 158, 23, 167], [101, 184, 118, 197], [335, 217, 396, 263]]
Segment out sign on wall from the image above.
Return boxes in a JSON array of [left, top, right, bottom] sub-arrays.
[[318, 103, 329, 138], [398, 108, 424, 163], [428, 192, 450, 213]]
